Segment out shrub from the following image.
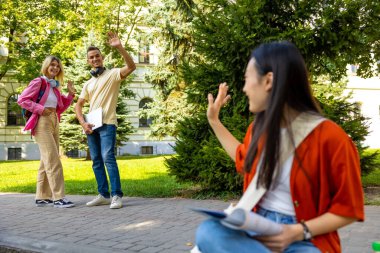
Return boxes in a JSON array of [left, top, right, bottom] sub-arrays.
[[166, 113, 247, 192]]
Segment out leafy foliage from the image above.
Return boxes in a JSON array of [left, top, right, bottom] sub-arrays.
[[0, 0, 85, 81], [140, 0, 196, 138], [160, 0, 380, 193], [167, 112, 249, 192], [140, 90, 193, 139], [1, 0, 147, 157]]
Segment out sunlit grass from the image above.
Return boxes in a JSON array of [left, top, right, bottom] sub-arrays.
[[362, 149, 380, 187], [362, 168, 380, 186], [0, 156, 192, 198], [1, 153, 379, 203]]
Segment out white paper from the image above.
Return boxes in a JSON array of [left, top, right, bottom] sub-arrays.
[[192, 207, 283, 236], [222, 208, 283, 236], [83, 107, 103, 131]]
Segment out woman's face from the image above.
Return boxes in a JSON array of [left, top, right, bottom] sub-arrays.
[[47, 60, 61, 79], [243, 58, 272, 113]]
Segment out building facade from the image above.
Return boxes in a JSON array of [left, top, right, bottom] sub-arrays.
[[345, 66, 380, 149]]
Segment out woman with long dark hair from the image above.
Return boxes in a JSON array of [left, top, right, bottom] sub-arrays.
[[193, 42, 364, 253]]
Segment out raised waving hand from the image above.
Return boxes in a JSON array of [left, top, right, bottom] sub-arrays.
[[207, 82, 231, 123]]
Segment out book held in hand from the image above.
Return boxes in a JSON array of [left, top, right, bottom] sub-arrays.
[[191, 207, 283, 236], [82, 107, 103, 134]]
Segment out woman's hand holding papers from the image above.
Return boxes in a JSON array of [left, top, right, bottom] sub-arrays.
[[255, 223, 303, 253]]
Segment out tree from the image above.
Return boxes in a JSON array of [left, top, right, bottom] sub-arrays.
[[0, 0, 85, 82], [142, 90, 194, 138], [141, 0, 196, 139], [158, 0, 380, 192], [0, 0, 148, 85], [59, 34, 93, 159]]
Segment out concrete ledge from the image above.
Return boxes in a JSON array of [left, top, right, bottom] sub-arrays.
[[0, 234, 109, 253], [0, 244, 37, 253]]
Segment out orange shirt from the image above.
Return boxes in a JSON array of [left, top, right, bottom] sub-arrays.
[[235, 120, 365, 253]]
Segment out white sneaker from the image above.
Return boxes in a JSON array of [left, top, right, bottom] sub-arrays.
[[86, 194, 111, 207], [110, 195, 122, 209]]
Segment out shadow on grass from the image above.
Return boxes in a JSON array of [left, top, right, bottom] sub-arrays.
[[117, 155, 171, 160], [62, 155, 171, 162], [0, 160, 39, 164]]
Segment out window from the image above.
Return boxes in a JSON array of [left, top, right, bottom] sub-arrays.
[[8, 148, 21, 160], [7, 94, 23, 126], [139, 42, 150, 64], [66, 149, 79, 158], [141, 146, 153, 155], [139, 98, 153, 127]]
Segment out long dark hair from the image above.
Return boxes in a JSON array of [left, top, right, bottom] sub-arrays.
[[243, 41, 321, 190]]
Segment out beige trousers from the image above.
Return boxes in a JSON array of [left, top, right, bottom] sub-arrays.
[[34, 112, 65, 200]]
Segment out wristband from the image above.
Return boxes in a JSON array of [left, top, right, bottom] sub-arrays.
[[300, 221, 312, 240]]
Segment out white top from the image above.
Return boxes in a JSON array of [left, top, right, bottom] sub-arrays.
[[79, 68, 122, 125], [44, 86, 58, 108], [259, 153, 295, 216]]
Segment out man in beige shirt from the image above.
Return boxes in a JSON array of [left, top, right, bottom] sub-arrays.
[[75, 32, 136, 209]]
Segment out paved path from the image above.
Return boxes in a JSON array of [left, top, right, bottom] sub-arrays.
[[0, 193, 379, 253]]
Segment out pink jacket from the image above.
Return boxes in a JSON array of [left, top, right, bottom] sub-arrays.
[[17, 77, 74, 135]]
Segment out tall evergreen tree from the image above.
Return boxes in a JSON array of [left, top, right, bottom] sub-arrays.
[[142, 0, 196, 139]]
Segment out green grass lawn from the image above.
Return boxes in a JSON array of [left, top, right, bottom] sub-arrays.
[[0, 155, 192, 198], [362, 149, 380, 187], [1, 154, 379, 203], [361, 151, 380, 205], [362, 168, 380, 186]]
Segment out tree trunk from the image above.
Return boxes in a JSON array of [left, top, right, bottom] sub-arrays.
[[86, 148, 91, 161]]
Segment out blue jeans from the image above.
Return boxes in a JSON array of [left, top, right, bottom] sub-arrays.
[[87, 124, 123, 198], [195, 208, 321, 253]]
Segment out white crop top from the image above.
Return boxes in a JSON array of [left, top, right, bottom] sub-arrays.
[[44, 86, 58, 108]]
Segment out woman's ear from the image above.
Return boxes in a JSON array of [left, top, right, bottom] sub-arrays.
[[264, 72, 273, 92]]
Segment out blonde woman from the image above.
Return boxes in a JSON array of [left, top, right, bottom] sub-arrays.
[[18, 55, 76, 208]]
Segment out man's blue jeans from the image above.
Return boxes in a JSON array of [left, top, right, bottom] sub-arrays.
[[87, 124, 123, 198], [195, 207, 321, 253]]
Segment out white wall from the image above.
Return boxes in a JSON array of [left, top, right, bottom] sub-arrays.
[[0, 142, 40, 160], [119, 141, 175, 156], [345, 75, 380, 148]]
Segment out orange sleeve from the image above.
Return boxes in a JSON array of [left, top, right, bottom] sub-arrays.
[[235, 123, 253, 174], [323, 123, 365, 221]]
